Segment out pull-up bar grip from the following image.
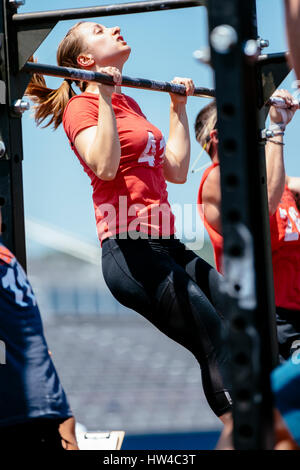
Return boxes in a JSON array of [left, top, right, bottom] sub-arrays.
[[25, 62, 298, 103], [267, 96, 300, 109], [23, 61, 215, 98], [13, 0, 205, 24]]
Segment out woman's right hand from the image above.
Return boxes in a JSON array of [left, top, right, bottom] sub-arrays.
[[96, 66, 122, 98]]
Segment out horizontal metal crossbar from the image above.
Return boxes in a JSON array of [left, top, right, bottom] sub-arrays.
[[23, 61, 215, 98], [13, 0, 205, 24], [257, 52, 289, 65]]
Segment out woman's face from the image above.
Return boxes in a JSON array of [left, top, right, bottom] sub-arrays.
[[77, 22, 131, 69]]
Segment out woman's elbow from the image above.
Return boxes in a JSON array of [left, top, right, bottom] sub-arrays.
[[164, 169, 187, 184], [96, 169, 117, 181], [87, 151, 120, 181], [95, 161, 119, 181], [94, 162, 118, 181], [166, 174, 187, 184], [174, 176, 187, 184], [268, 198, 279, 215]]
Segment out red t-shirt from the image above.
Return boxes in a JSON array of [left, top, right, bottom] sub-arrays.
[[63, 92, 175, 243], [270, 185, 300, 310], [199, 164, 300, 310]]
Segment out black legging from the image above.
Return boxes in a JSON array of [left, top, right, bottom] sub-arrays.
[[102, 235, 232, 417]]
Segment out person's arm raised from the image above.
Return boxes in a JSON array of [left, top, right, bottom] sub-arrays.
[[164, 77, 194, 184], [74, 67, 122, 181], [266, 89, 298, 215], [285, 0, 300, 81], [201, 165, 222, 235]]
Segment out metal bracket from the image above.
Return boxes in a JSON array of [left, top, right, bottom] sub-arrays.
[[258, 52, 291, 109], [16, 21, 57, 71]]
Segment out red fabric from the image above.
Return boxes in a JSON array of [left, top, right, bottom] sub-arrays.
[[270, 186, 300, 310], [0, 244, 14, 265], [199, 164, 300, 310], [63, 92, 175, 243], [197, 162, 223, 272]]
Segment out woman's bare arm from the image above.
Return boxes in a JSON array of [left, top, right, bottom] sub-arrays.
[[201, 165, 222, 234], [74, 67, 121, 181], [164, 77, 194, 184], [285, 0, 300, 81]]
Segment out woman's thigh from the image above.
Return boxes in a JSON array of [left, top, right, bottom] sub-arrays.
[[102, 238, 226, 355], [101, 237, 232, 415], [173, 243, 226, 318]]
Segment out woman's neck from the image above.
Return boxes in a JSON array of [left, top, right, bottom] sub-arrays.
[[85, 63, 124, 95], [85, 83, 122, 95]]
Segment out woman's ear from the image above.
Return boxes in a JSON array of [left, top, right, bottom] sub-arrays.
[[210, 129, 219, 144], [77, 54, 95, 68]]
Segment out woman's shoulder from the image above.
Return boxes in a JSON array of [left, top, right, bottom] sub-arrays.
[[63, 92, 98, 125], [64, 92, 98, 112], [62, 93, 99, 140]]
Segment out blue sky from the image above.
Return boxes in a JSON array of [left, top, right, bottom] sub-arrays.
[[19, 0, 299, 254]]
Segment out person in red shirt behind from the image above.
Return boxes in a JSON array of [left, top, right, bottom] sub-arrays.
[[195, 89, 300, 362], [25, 21, 233, 425]]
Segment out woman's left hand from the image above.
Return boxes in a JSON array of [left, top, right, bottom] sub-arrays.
[[269, 89, 299, 128], [169, 77, 195, 105]]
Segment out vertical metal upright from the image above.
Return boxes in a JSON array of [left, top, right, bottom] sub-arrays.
[[207, 0, 278, 449], [0, 0, 26, 269], [0, 0, 286, 448]]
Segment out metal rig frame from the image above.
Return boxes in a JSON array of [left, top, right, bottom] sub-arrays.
[[0, 0, 292, 449]]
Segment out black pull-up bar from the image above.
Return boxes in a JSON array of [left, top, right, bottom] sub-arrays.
[[23, 60, 297, 106], [13, 0, 205, 24], [23, 61, 215, 98]]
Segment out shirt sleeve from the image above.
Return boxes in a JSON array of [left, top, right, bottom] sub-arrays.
[[63, 96, 98, 146]]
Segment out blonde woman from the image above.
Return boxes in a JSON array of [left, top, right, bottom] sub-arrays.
[[26, 21, 232, 423]]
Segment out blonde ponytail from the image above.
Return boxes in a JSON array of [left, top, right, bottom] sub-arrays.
[[25, 21, 87, 130], [25, 69, 76, 129]]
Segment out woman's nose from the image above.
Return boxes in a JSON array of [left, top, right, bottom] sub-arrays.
[[111, 26, 120, 36]]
